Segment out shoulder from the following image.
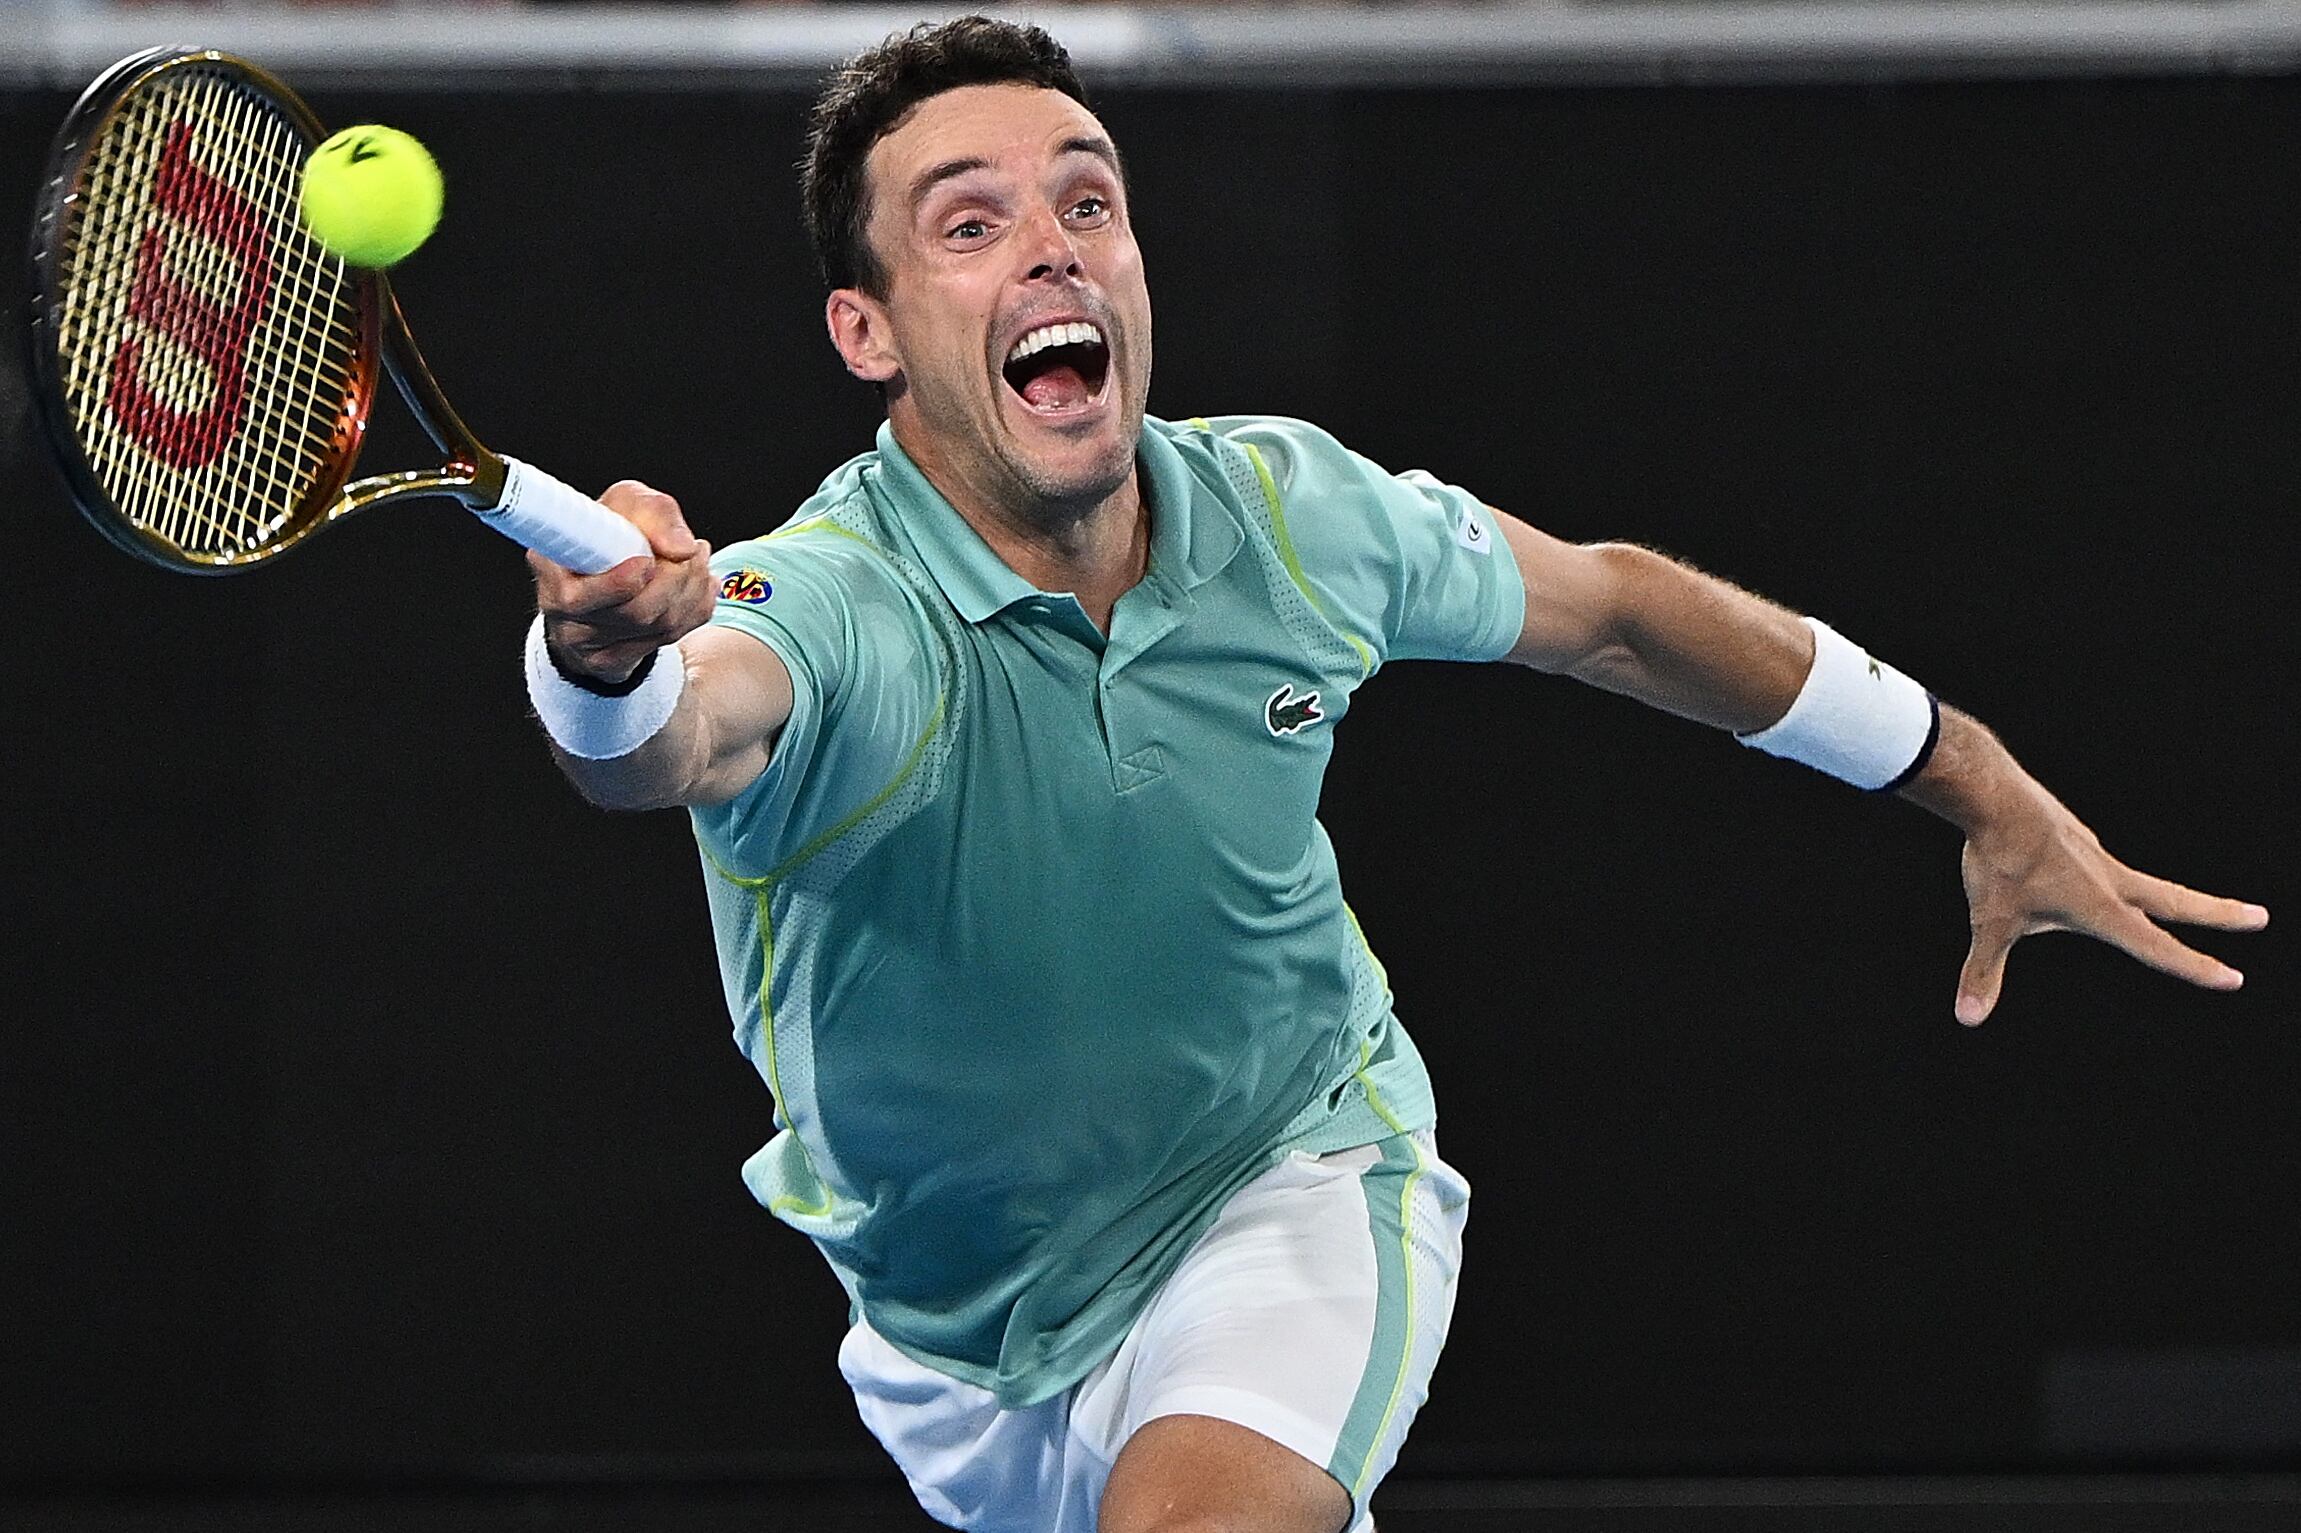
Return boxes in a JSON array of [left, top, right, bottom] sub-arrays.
[[1164, 414, 1417, 569], [711, 462, 916, 615], [1159, 416, 1525, 667], [1162, 414, 1365, 498], [714, 516, 895, 593], [707, 465, 935, 692]]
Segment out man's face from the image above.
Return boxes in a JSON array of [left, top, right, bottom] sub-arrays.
[[837, 84, 1152, 519]]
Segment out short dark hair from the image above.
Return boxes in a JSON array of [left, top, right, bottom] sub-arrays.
[[800, 15, 1093, 297]]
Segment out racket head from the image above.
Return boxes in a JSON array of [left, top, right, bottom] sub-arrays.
[[28, 47, 383, 573]]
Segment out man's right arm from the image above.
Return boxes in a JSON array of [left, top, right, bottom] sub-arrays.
[[529, 481, 794, 811]]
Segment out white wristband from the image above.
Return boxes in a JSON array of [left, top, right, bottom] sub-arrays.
[[1737, 617, 1940, 791], [524, 614, 685, 760]]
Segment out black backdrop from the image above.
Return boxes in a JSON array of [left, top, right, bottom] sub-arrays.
[[4, 75, 2295, 1485]]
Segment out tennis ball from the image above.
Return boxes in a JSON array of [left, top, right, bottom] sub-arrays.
[[300, 125, 442, 268]]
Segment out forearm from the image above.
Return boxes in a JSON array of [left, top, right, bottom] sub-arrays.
[[1502, 521, 1938, 786], [1557, 544, 1813, 734], [1897, 706, 2051, 835], [533, 625, 785, 811], [547, 646, 713, 812]]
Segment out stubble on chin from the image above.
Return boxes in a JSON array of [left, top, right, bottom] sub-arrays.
[[1003, 433, 1136, 529], [903, 333, 1149, 533], [1001, 319, 1150, 529]]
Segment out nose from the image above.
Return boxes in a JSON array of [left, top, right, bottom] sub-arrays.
[[1018, 202, 1082, 283]]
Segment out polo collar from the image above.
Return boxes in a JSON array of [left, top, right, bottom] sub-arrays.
[[869, 418, 1242, 626], [1142, 417, 1245, 596]]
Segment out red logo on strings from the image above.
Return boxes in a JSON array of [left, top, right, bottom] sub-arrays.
[[105, 122, 275, 469]]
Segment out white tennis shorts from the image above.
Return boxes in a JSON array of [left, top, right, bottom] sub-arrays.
[[839, 1130, 1469, 1533]]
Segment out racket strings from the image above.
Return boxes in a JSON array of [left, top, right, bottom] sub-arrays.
[[72, 78, 268, 551], [202, 79, 349, 546], [168, 73, 355, 554], [164, 73, 353, 554], [56, 64, 364, 563]]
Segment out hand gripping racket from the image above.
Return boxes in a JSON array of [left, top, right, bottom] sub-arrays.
[[27, 47, 650, 575]]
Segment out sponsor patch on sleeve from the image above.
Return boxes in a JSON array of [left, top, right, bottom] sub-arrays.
[[718, 569, 773, 605]]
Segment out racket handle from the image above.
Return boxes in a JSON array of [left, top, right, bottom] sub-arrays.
[[478, 456, 653, 574]]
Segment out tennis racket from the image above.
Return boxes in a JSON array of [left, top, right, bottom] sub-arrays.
[[27, 46, 649, 576]]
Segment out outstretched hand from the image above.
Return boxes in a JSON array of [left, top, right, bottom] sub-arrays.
[[1909, 712, 2270, 1025], [1953, 789, 2269, 1024]]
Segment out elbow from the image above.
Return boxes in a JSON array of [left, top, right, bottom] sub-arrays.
[[549, 743, 693, 815], [1594, 542, 1677, 625], [1559, 543, 1666, 688], [577, 782, 682, 815]]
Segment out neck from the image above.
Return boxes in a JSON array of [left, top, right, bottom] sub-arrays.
[[893, 422, 1149, 633]]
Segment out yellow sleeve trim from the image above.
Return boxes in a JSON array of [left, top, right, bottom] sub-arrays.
[[1241, 441, 1376, 678], [693, 513, 951, 1223], [754, 893, 833, 1218]]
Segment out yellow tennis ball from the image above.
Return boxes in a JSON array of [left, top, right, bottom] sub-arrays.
[[300, 125, 442, 268]]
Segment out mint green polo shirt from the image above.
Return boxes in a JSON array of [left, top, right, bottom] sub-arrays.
[[693, 414, 1524, 1407]]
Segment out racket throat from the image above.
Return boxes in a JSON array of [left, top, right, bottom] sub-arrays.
[[339, 462, 486, 518]]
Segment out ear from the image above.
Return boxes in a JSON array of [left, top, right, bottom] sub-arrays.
[[827, 289, 900, 384]]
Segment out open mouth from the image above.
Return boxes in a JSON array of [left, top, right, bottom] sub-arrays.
[[1001, 320, 1111, 415]]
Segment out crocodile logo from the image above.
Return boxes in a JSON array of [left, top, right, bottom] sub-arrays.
[[1265, 683, 1325, 737]]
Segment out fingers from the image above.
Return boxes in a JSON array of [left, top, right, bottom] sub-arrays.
[[529, 479, 718, 684], [1955, 926, 2013, 1027], [2099, 907, 2246, 994], [528, 480, 702, 596], [1956, 909, 2244, 1027], [2123, 870, 2271, 933], [1956, 881, 2260, 1028], [599, 480, 702, 562], [528, 544, 649, 616]]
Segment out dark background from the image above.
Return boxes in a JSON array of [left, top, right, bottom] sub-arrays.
[[5, 75, 2295, 1492]]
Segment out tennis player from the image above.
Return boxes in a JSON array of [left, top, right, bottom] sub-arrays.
[[521, 18, 2267, 1533]]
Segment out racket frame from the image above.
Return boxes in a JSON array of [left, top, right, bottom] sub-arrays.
[[28, 46, 512, 574]]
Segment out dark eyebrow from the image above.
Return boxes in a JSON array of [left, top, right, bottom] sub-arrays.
[[907, 155, 993, 209], [1057, 135, 1122, 178], [906, 136, 1124, 211]]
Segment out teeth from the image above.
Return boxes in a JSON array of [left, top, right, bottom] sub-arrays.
[[1006, 320, 1105, 364]]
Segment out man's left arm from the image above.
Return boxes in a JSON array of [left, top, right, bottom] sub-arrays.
[[1491, 511, 2270, 1025]]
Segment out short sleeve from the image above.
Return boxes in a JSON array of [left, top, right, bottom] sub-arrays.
[[707, 529, 851, 805], [693, 509, 945, 880], [1213, 417, 1526, 666]]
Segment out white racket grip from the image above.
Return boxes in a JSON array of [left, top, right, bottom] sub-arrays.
[[480, 456, 652, 574]]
